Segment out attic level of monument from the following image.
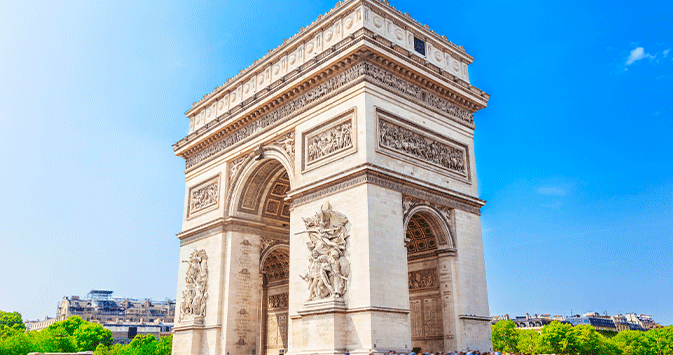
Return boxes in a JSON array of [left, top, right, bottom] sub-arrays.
[[173, 0, 490, 170], [187, 0, 475, 113]]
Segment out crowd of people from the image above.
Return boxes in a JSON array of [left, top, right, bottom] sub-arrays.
[[356, 350, 502, 355]]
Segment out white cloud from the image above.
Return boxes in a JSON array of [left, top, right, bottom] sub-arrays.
[[537, 186, 567, 196], [626, 47, 655, 65], [664, 49, 670, 58]]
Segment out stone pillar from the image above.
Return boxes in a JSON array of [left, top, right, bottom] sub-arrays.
[[220, 226, 264, 355], [437, 252, 458, 352], [288, 184, 411, 355], [453, 210, 491, 352]]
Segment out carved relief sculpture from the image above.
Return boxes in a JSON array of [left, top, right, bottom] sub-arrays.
[[299, 202, 351, 300], [188, 177, 219, 217], [268, 293, 289, 310], [179, 249, 209, 321], [379, 118, 466, 175], [306, 121, 353, 164], [408, 268, 438, 291]]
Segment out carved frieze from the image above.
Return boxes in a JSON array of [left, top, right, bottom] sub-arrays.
[[299, 202, 351, 301], [184, 61, 475, 170], [179, 249, 209, 321], [408, 268, 438, 291], [268, 293, 289, 310], [187, 175, 220, 218], [378, 111, 468, 179], [302, 109, 356, 171]]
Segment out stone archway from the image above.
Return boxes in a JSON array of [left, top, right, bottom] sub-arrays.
[[260, 246, 290, 355], [405, 208, 458, 353]]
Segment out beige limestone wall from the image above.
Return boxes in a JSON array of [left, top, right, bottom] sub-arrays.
[[220, 229, 264, 355], [363, 84, 478, 198], [173, 232, 226, 355]]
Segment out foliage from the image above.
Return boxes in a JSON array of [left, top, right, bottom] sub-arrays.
[[0, 311, 171, 355], [492, 320, 673, 355], [491, 319, 519, 352], [538, 321, 575, 354], [74, 322, 113, 351], [94, 334, 173, 355], [517, 329, 541, 355]]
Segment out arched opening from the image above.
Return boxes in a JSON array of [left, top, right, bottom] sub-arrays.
[[231, 157, 292, 355], [406, 211, 445, 353], [261, 246, 289, 355]]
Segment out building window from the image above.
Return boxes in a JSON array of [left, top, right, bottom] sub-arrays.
[[414, 37, 425, 55]]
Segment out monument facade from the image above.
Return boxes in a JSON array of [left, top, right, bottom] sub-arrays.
[[171, 1, 491, 354]]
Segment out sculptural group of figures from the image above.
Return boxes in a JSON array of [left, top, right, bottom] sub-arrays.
[[180, 249, 209, 321], [300, 202, 351, 300], [306, 122, 353, 163], [379, 120, 465, 173]]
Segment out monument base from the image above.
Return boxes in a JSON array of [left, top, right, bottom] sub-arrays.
[[292, 297, 348, 355]]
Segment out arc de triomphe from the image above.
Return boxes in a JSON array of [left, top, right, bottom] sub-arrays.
[[171, 1, 491, 354]]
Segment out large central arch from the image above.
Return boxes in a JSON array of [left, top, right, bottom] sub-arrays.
[[224, 154, 294, 355]]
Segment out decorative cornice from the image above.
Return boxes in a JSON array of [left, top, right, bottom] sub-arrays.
[[459, 314, 492, 322], [180, 56, 480, 171], [186, 0, 474, 115], [290, 166, 483, 215]]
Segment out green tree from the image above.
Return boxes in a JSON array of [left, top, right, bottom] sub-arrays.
[[491, 320, 519, 353], [0, 311, 25, 333], [538, 321, 574, 354], [647, 326, 673, 355], [74, 322, 113, 351], [613, 330, 652, 355], [47, 315, 85, 336], [568, 324, 606, 355], [517, 329, 541, 355]]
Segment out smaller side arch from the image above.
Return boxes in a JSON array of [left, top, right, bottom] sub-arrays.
[[259, 243, 290, 274], [403, 204, 455, 250]]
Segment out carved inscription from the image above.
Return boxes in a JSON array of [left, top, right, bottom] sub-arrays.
[[188, 177, 219, 217], [179, 249, 208, 321], [408, 268, 438, 291], [184, 62, 474, 169], [234, 239, 254, 350], [306, 120, 353, 165], [379, 118, 466, 176], [410, 295, 444, 340]]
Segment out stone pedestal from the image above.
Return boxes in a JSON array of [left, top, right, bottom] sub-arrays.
[[293, 297, 348, 355]]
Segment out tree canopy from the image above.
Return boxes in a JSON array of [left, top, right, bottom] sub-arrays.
[[0, 311, 170, 355], [492, 320, 673, 355]]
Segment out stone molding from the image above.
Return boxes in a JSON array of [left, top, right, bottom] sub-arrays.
[[459, 315, 492, 322], [290, 166, 483, 215], [182, 57, 478, 171], [186, 0, 475, 118]]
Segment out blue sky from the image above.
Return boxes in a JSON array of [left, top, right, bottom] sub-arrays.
[[1, 0, 671, 325]]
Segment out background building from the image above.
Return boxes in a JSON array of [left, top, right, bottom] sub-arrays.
[[56, 290, 175, 324]]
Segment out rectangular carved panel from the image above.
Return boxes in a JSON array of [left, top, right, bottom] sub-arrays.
[[409, 268, 439, 292], [302, 108, 357, 172], [187, 175, 220, 218], [377, 109, 470, 182]]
